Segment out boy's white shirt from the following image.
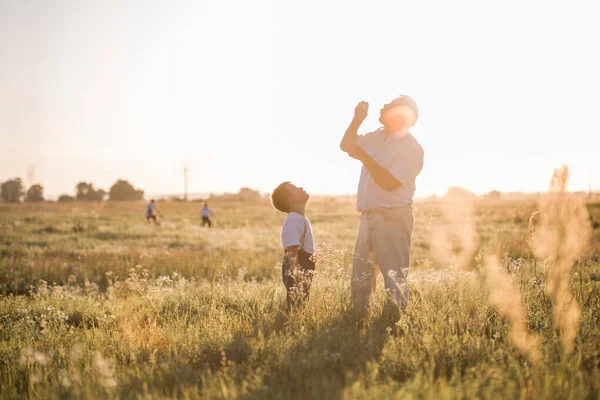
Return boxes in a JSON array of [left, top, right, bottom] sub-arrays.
[[146, 203, 157, 214], [281, 212, 315, 254]]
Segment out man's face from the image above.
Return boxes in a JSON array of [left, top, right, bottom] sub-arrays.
[[379, 103, 414, 132], [378, 105, 406, 132], [286, 183, 310, 204]]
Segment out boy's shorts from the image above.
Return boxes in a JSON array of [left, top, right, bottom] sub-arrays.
[[282, 249, 316, 305]]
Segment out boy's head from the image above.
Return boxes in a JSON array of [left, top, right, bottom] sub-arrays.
[[379, 95, 418, 133], [271, 182, 309, 212], [150, 199, 155, 203]]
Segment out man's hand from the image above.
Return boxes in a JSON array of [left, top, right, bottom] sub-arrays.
[[340, 101, 368, 153], [345, 142, 368, 162], [354, 101, 369, 122]]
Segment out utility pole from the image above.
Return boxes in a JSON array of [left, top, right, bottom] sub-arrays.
[[27, 165, 35, 186], [184, 164, 189, 201]]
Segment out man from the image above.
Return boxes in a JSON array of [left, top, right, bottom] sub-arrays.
[[340, 95, 424, 316], [201, 202, 213, 228], [145, 199, 161, 225]]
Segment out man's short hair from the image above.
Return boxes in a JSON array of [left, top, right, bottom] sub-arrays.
[[271, 181, 291, 212], [382, 95, 419, 126]]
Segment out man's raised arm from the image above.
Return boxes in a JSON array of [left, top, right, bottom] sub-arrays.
[[340, 101, 368, 152], [345, 143, 403, 191]]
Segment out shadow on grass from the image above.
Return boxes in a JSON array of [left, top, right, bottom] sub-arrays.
[[241, 305, 400, 399]]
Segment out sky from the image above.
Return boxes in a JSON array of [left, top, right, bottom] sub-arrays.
[[1, 0, 600, 199]]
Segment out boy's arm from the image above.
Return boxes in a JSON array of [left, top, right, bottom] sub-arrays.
[[340, 101, 368, 152], [345, 143, 402, 191], [285, 246, 300, 269]]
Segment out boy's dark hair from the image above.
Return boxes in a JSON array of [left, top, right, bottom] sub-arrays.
[[271, 181, 291, 212]]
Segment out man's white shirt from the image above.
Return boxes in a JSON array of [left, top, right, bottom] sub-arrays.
[[355, 128, 424, 212], [146, 203, 157, 216]]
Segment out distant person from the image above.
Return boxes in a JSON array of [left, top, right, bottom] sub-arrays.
[[145, 199, 161, 225], [339, 95, 424, 317], [271, 182, 315, 309], [201, 202, 213, 228]]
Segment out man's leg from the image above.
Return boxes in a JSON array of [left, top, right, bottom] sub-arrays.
[[371, 207, 414, 311], [351, 215, 376, 317]]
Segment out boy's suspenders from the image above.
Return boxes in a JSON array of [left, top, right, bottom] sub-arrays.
[[281, 215, 315, 305], [298, 216, 315, 270], [300, 216, 307, 252]]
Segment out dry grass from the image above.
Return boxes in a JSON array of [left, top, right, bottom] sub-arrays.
[[485, 255, 542, 364], [1, 192, 599, 399], [531, 166, 592, 354]]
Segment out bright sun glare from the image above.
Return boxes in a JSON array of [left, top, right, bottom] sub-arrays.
[[1, 0, 599, 198]]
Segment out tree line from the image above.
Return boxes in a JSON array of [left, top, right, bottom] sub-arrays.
[[0, 178, 144, 203]]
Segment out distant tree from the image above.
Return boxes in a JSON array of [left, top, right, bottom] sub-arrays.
[[238, 187, 261, 202], [1, 178, 25, 203], [94, 189, 107, 202], [486, 190, 502, 199], [25, 184, 44, 202], [109, 180, 144, 201], [445, 186, 476, 200], [58, 194, 75, 203], [76, 182, 92, 200], [75, 182, 106, 201]]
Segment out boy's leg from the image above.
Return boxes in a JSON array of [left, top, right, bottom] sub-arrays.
[[371, 207, 414, 311], [283, 254, 315, 309], [298, 252, 316, 302], [281, 255, 296, 308], [351, 215, 375, 317]]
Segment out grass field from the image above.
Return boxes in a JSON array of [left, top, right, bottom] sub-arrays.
[[1, 197, 599, 399]]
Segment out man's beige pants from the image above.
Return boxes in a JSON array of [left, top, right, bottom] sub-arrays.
[[351, 206, 414, 315]]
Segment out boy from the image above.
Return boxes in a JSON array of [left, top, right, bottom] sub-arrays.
[[145, 199, 161, 225], [271, 182, 315, 308], [201, 202, 213, 228]]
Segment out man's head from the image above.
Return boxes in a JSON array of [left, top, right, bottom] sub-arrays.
[[203, 202, 208, 207], [151, 199, 155, 203], [271, 182, 310, 212], [379, 95, 419, 133]]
